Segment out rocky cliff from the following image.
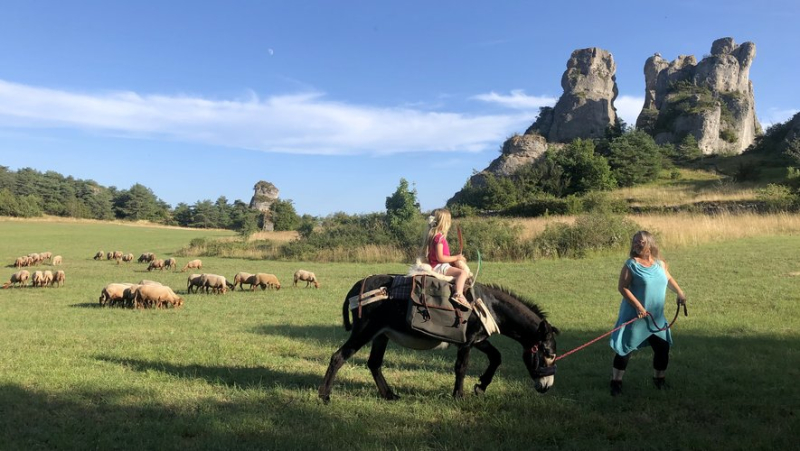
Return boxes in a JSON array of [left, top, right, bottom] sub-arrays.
[[465, 133, 550, 189], [527, 47, 620, 142], [249, 180, 279, 231], [636, 37, 761, 154]]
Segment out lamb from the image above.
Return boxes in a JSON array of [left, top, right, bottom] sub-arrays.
[[52, 255, 63, 265], [293, 270, 320, 288], [181, 259, 202, 272], [2, 270, 30, 288], [233, 272, 255, 291], [251, 273, 281, 291]]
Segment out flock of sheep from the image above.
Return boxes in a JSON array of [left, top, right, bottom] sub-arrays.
[[4, 249, 321, 310], [4, 251, 65, 289]]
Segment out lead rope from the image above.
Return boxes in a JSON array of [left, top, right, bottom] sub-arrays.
[[554, 300, 688, 362]]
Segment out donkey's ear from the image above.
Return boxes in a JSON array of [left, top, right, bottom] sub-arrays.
[[537, 321, 548, 334]]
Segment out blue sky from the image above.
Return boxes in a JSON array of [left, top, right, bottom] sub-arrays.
[[1, 0, 798, 216]]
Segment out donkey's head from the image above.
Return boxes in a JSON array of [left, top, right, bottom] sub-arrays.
[[522, 320, 559, 393]]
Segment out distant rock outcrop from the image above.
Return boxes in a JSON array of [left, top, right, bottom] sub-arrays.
[[527, 47, 620, 143], [636, 37, 761, 154], [250, 181, 279, 231], [467, 134, 550, 189]]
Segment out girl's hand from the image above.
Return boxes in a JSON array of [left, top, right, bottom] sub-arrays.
[[636, 307, 647, 318], [677, 294, 687, 306]]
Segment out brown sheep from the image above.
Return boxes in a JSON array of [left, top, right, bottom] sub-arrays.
[[233, 272, 255, 291], [52, 255, 63, 265], [52, 270, 66, 287], [293, 270, 320, 288], [42, 271, 54, 287], [251, 273, 281, 291], [164, 257, 177, 270], [181, 259, 202, 272], [2, 270, 30, 288], [121, 253, 134, 263], [138, 279, 163, 286], [138, 252, 155, 263], [99, 283, 134, 306], [147, 259, 166, 271], [31, 271, 45, 287], [135, 284, 184, 309], [186, 274, 204, 293], [28, 253, 41, 265], [40, 251, 52, 261], [94, 251, 105, 260], [201, 274, 230, 294], [14, 256, 27, 267]]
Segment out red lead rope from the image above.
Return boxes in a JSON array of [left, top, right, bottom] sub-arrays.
[[554, 301, 687, 362]]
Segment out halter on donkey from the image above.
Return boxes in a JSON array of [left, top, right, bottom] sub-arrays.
[[318, 275, 560, 402]]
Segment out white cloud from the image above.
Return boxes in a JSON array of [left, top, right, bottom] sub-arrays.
[[614, 95, 645, 128], [473, 90, 557, 111], [0, 79, 534, 156]]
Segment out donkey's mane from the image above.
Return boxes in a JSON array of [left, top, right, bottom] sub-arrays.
[[483, 284, 548, 320]]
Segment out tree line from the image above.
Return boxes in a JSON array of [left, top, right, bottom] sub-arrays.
[[0, 166, 303, 233]]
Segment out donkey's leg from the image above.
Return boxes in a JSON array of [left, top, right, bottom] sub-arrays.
[[473, 340, 502, 395], [318, 323, 382, 403], [367, 334, 400, 400], [452, 346, 472, 398]]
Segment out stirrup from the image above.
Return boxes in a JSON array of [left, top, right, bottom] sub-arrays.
[[450, 293, 470, 309]]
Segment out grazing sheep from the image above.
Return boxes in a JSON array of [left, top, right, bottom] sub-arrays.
[[293, 270, 320, 288], [186, 274, 204, 294], [147, 259, 166, 271], [40, 252, 52, 261], [138, 252, 155, 263], [135, 284, 184, 309], [52, 255, 63, 265], [28, 253, 41, 265], [138, 279, 163, 286], [99, 283, 135, 306], [233, 272, 255, 291], [164, 257, 177, 270], [31, 271, 45, 288], [94, 251, 105, 260], [14, 256, 27, 268], [181, 259, 202, 272], [251, 273, 281, 291], [106, 251, 114, 260], [2, 270, 30, 288], [42, 271, 54, 287], [201, 274, 231, 294], [52, 270, 66, 287], [121, 253, 134, 263], [112, 251, 123, 260]]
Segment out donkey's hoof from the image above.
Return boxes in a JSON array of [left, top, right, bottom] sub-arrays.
[[473, 384, 485, 396]]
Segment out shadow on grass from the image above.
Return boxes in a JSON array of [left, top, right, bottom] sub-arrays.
[[95, 355, 333, 391], [70, 302, 102, 308]]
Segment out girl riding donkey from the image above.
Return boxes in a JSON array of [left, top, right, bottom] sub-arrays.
[[423, 208, 471, 309]]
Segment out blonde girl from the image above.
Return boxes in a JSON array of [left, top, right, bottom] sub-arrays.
[[423, 209, 469, 308]]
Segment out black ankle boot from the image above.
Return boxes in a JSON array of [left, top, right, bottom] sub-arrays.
[[610, 380, 623, 396], [653, 377, 667, 390]]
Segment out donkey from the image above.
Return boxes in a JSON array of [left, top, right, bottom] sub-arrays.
[[319, 275, 559, 402]]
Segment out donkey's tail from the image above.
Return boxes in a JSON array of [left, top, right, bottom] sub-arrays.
[[342, 298, 352, 331]]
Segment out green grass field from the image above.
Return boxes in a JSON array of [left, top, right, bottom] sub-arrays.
[[1, 220, 798, 450]]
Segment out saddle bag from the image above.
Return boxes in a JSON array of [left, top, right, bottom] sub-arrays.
[[406, 275, 469, 344]]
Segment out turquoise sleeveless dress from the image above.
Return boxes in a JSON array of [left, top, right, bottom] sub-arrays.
[[609, 258, 673, 356]]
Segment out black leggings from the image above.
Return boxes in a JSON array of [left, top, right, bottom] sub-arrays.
[[613, 335, 670, 372]]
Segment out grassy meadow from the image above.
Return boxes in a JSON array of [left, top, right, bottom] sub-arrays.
[[1, 219, 799, 450]]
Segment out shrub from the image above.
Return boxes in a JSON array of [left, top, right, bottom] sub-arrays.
[[607, 130, 663, 187], [756, 184, 798, 212], [533, 213, 640, 258]]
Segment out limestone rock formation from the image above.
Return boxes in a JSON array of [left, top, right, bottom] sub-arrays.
[[636, 37, 761, 154], [250, 180, 279, 231], [527, 47, 620, 142], [468, 133, 549, 188]]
